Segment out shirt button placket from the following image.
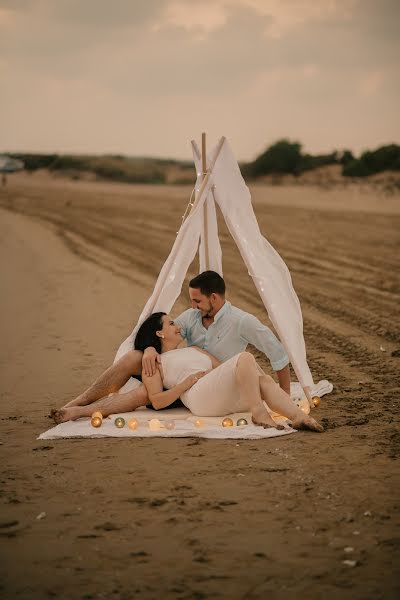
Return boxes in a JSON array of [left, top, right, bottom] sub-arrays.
[[204, 330, 210, 350]]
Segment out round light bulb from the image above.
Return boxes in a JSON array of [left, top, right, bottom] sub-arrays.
[[149, 419, 161, 431], [312, 396, 321, 407]]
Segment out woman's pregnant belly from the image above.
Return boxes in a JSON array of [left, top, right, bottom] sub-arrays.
[[182, 353, 248, 416], [161, 347, 212, 389]]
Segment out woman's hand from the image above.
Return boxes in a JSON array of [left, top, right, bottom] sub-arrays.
[[181, 370, 209, 391], [143, 346, 161, 377]]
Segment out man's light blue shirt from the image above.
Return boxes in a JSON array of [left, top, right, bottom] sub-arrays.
[[175, 301, 289, 371]]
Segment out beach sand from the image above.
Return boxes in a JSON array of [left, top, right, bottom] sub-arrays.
[[0, 174, 399, 599]]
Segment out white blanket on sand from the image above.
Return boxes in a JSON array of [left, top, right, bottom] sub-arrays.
[[38, 380, 332, 441]]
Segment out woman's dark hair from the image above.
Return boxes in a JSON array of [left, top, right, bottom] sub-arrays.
[[189, 270, 225, 296], [134, 312, 166, 354]]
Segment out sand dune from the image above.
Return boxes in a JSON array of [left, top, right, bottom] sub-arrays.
[[0, 174, 399, 599]]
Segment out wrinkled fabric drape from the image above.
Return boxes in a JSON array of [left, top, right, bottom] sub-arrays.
[[114, 156, 215, 362], [210, 142, 313, 388], [114, 138, 313, 389]]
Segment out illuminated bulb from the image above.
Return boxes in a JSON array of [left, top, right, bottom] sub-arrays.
[[164, 420, 175, 430], [91, 411, 103, 420], [222, 417, 234, 427], [149, 418, 161, 431], [194, 419, 204, 428], [312, 396, 321, 408], [91, 416, 102, 428], [128, 418, 139, 430], [114, 417, 125, 428]]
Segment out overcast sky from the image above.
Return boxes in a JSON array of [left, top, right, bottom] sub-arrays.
[[1, 0, 399, 160]]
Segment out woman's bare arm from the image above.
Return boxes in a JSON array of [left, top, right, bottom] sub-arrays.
[[142, 366, 206, 410]]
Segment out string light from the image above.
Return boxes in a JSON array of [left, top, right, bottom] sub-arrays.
[[175, 167, 213, 236], [176, 186, 196, 234]]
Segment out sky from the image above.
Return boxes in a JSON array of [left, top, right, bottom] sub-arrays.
[[0, 0, 399, 161]]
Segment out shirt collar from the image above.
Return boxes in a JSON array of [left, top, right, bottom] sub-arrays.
[[194, 300, 231, 323], [213, 301, 231, 322]]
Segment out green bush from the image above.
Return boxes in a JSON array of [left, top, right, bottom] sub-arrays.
[[250, 139, 303, 176], [247, 140, 339, 177], [300, 151, 338, 172], [343, 144, 400, 177], [339, 150, 355, 166]]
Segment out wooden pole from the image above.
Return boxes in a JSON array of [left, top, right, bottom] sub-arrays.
[[189, 136, 225, 215], [145, 137, 226, 316], [201, 133, 210, 270]]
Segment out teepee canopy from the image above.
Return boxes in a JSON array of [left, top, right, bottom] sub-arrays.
[[115, 135, 314, 401]]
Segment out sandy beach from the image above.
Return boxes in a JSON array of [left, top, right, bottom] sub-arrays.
[[0, 174, 399, 599]]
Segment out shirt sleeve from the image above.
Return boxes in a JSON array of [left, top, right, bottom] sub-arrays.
[[174, 309, 191, 341], [238, 313, 289, 371]]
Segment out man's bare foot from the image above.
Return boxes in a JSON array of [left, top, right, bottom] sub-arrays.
[[290, 415, 324, 433], [251, 405, 285, 430], [50, 407, 82, 424]]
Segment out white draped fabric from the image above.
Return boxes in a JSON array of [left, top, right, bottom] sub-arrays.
[[115, 138, 313, 389]]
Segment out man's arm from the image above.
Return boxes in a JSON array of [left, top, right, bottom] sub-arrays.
[[173, 309, 191, 342], [239, 313, 291, 393]]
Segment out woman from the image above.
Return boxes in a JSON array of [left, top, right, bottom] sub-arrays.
[[134, 312, 323, 431]]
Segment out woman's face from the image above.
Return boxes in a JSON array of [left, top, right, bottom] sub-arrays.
[[158, 315, 182, 346]]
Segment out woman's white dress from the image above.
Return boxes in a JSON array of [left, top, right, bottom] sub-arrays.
[[160, 347, 248, 416]]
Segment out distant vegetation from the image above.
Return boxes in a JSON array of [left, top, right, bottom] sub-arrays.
[[244, 140, 400, 179], [8, 153, 194, 184], [341, 144, 400, 177], [6, 141, 400, 184]]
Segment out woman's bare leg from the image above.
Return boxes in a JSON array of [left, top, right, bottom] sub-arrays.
[[235, 352, 284, 429], [51, 385, 149, 424], [259, 372, 324, 432], [62, 350, 143, 408]]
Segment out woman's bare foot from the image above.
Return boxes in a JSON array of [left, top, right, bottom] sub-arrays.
[[50, 407, 82, 424], [251, 405, 285, 430], [290, 414, 324, 432]]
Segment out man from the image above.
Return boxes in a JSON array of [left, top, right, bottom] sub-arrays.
[[60, 271, 290, 418], [144, 270, 290, 393]]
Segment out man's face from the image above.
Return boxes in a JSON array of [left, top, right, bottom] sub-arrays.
[[189, 287, 213, 317]]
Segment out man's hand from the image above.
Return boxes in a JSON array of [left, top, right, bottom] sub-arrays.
[[143, 347, 161, 377]]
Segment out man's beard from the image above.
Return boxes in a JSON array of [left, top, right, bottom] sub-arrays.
[[201, 303, 213, 318]]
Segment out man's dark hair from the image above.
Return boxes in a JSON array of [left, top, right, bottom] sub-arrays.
[[189, 270, 226, 296], [134, 312, 166, 355]]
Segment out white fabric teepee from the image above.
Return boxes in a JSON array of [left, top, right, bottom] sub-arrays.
[[115, 136, 314, 401]]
